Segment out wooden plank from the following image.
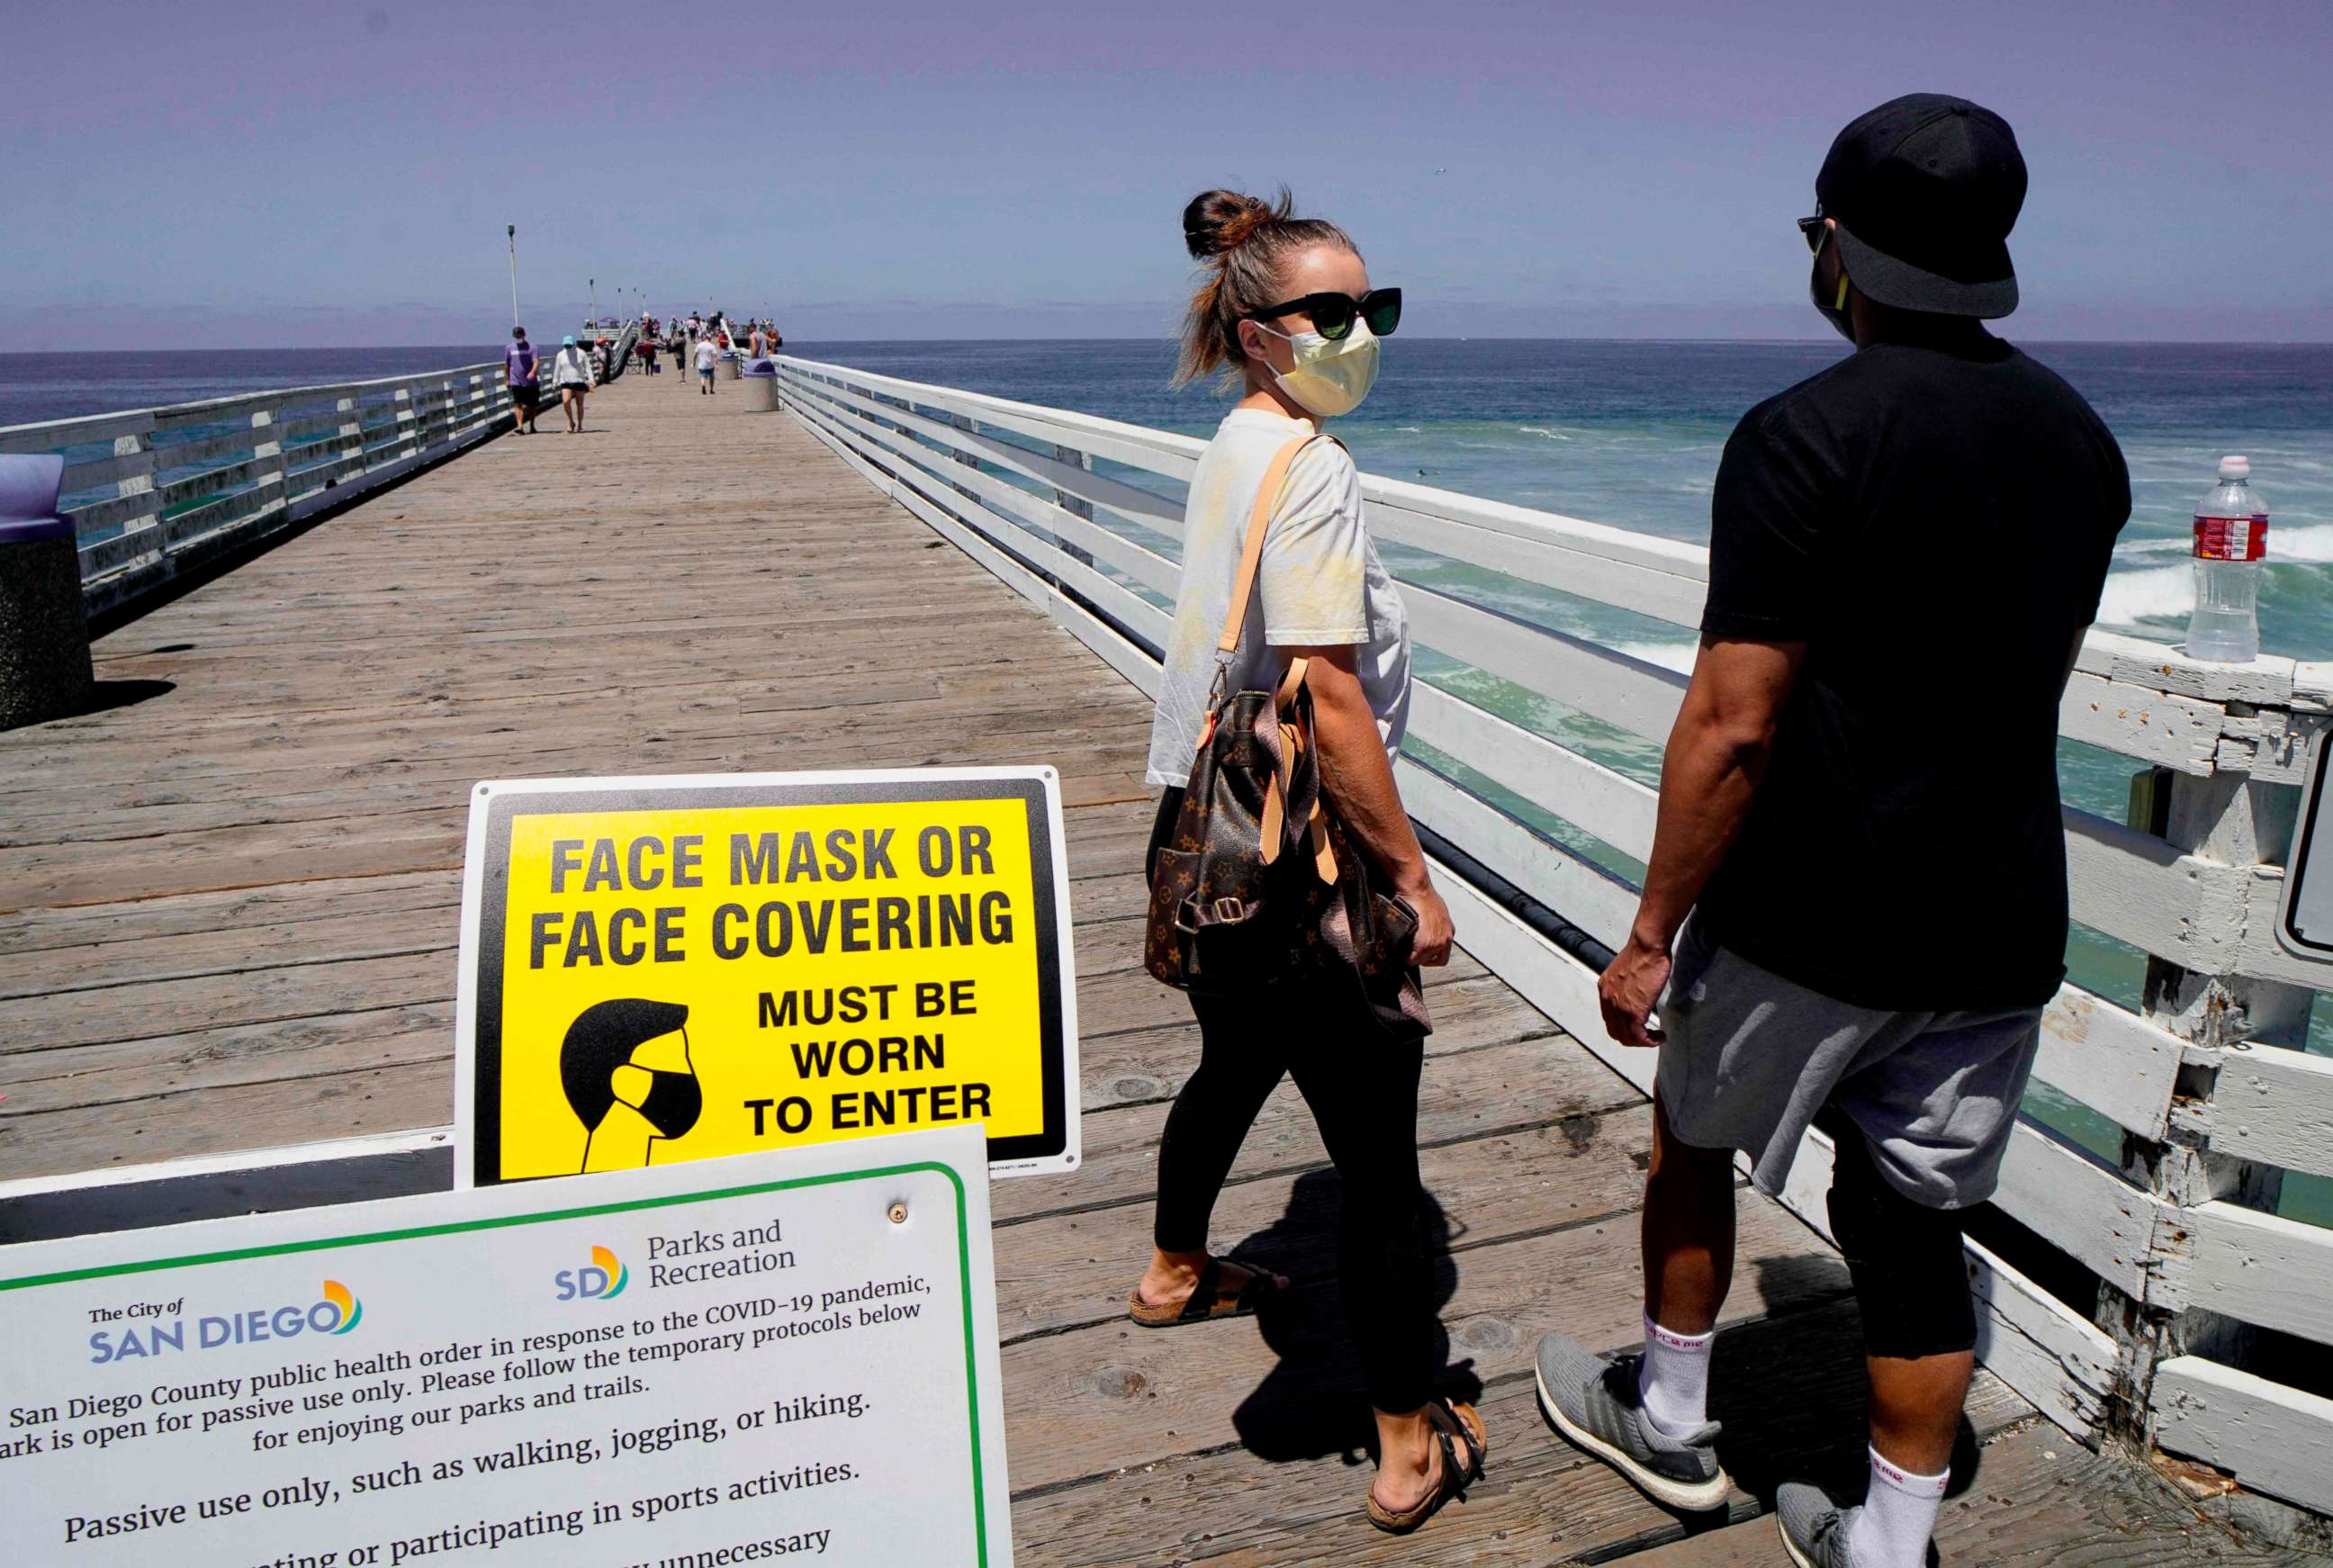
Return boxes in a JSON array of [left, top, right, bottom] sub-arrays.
[[1009, 1296, 2037, 1568], [2184, 1039, 2333, 1179], [2154, 1356, 2333, 1516], [996, 1184, 1849, 1497], [2184, 1199, 2333, 1347]]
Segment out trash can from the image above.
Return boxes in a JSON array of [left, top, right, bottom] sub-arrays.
[[0, 455, 94, 731], [742, 360, 781, 413], [720, 352, 743, 381]]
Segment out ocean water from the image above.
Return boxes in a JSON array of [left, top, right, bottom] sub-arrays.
[[10, 340, 2332, 1216], [0, 347, 511, 429]]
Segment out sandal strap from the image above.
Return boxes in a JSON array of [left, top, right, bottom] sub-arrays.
[[1179, 1257, 1224, 1321], [1425, 1399, 1483, 1488]]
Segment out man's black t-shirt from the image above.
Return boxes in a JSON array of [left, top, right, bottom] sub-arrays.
[[1695, 333, 2129, 1011]]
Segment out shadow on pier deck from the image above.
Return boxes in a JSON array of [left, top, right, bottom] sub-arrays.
[[0, 375, 2295, 1564]]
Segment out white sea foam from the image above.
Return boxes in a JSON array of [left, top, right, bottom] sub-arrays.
[[1518, 426, 1573, 442], [2270, 524, 2333, 563], [2097, 564, 2193, 628]]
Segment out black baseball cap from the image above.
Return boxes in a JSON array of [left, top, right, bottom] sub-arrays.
[[1815, 93, 2025, 318]]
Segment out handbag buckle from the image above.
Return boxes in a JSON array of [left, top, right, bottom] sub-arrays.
[[1212, 896, 1246, 924]]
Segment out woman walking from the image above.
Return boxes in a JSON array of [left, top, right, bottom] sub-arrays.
[[551, 334, 593, 432], [1131, 188, 1480, 1534]]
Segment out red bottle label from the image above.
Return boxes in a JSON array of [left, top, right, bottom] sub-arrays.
[[2194, 514, 2268, 562]]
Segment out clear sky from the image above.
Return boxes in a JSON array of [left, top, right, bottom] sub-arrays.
[[6, 0, 2329, 347]]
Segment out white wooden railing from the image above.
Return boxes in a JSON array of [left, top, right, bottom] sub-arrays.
[[0, 321, 643, 619], [772, 353, 2333, 1518]]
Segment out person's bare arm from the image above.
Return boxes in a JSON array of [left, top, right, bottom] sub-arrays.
[[1293, 644, 1454, 966], [1599, 635, 1805, 1046]]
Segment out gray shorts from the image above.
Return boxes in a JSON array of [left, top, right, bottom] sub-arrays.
[[1654, 918, 2042, 1211]]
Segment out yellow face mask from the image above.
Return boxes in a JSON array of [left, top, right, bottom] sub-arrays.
[[1254, 320, 1380, 418]]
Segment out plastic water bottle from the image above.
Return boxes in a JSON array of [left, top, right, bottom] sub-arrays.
[[2186, 455, 2266, 663]]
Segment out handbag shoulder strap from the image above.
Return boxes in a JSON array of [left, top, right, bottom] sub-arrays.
[[1215, 434, 1331, 655]]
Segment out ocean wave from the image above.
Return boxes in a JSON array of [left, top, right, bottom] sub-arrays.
[[1517, 426, 1573, 441], [2096, 564, 2192, 627], [2114, 523, 2333, 564]]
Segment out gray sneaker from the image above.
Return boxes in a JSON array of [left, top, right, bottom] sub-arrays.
[[1534, 1329, 1729, 1511], [1775, 1482, 1941, 1567]]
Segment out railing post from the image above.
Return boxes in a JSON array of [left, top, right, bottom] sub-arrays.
[[945, 411, 982, 509], [392, 385, 418, 463], [110, 431, 158, 545], [248, 405, 287, 519], [2096, 761, 2308, 1454], [1049, 444, 1096, 568]]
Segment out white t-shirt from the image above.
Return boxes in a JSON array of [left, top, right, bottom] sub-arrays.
[[695, 340, 717, 372], [1145, 407, 1411, 789], [551, 347, 592, 387]]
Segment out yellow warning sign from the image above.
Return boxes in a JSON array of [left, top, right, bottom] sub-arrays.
[[455, 770, 1079, 1185]]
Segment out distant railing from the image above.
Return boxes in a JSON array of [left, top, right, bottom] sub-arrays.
[[0, 320, 644, 619], [772, 353, 2333, 1520], [0, 364, 512, 616]]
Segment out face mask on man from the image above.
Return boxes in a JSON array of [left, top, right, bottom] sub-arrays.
[[1251, 320, 1380, 418], [1809, 248, 1856, 344]]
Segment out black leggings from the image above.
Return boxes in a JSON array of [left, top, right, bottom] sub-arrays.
[[1152, 980, 1434, 1413]]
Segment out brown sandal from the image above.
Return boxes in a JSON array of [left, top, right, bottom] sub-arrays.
[[1365, 1398, 1488, 1535], [1125, 1257, 1285, 1328]]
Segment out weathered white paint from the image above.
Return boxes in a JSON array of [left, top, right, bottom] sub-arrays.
[[2036, 985, 2186, 1141], [2155, 1356, 2333, 1514], [2184, 1041, 2333, 1179], [2184, 1198, 2333, 1346], [1992, 1116, 2168, 1303]]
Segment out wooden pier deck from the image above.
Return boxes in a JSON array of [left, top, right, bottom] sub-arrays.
[[0, 374, 2300, 1564]]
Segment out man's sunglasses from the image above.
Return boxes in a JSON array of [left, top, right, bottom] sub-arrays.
[[1797, 215, 1830, 254], [1247, 288, 1402, 342]]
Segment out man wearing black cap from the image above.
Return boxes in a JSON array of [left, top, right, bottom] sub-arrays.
[[1536, 95, 2129, 1566]]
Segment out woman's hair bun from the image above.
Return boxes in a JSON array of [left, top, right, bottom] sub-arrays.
[[1182, 188, 1290, 260]]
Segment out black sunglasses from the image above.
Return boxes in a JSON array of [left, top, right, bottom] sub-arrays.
[[1797, 215, 1829, 255], [1247, 287, 1401, 342]]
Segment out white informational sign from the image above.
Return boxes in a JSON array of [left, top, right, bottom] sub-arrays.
[[0, 1126, 1013, 1568], [2280, 731, 2333, 960]]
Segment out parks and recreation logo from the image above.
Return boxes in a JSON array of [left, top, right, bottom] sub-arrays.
[[554, 1246, 628, 1302], [86, 1280, 363, 1365]]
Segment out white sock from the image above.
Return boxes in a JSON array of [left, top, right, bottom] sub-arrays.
[[1635, 1313, 1714, 1437], [1847, 1446, 1949, 1567]]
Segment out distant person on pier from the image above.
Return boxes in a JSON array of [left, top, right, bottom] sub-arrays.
[[503, 326, 539, 435], [1133, 188, 1478, 1536], [551, 334, 593, 432], [1538, 95, 2129, 1568], [748, 322, 767, 357], [693, 331, 718, 395]]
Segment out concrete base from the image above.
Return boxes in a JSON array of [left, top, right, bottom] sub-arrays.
[[0, 534, 95, 730], [743, 375, 780, 412]]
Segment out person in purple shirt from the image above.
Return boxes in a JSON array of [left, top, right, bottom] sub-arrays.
[[504, 327, 540, 435]]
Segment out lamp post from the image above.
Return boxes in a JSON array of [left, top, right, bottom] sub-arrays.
[[589, 277, 597, 328], [506, 224, 518, 327]]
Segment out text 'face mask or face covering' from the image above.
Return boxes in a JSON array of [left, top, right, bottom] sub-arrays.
[[1253, 319, 1380, 417]]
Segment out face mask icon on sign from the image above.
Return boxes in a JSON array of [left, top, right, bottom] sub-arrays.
[[561, 997, 705, 1172]]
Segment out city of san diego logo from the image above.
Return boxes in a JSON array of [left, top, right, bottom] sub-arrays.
[[86, 1280, 361, 1365]]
